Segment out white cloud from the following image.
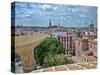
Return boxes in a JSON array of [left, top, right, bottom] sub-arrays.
[[40, 4, 58, 11], [78, 13, 87, 18], [72, 8, 79, 12], [67, 7, 90, 13], [41, 4, 51, 10], [53, 6, 57, 10]]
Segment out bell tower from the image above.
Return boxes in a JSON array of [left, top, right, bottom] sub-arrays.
[[49, 19, 51, 27], [88, 17, 94, 32]]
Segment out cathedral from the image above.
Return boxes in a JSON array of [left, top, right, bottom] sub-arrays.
[[82, 18, 97, 40]]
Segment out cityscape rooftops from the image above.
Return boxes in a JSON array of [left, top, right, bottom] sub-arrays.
[[51, 31, 73, 38]]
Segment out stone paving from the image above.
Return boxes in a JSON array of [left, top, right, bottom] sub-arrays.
[[32, 62, 97, 73]]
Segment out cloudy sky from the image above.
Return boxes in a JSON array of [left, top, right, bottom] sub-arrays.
[[11, 2, 97, 27]]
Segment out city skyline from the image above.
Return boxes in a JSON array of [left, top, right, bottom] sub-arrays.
[[12, 2, 97, 27], [11, 2, 97, 73]]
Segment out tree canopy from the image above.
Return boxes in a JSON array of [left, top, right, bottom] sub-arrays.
[[34, 37, 73, 68]]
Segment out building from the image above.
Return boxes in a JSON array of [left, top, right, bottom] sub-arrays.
[[57, 33, 75, 56], [74, 18, 97, 40], [88, 19, 94, 32], [87, 39, 97, 62], [74, 17, 97, 63], [83, 18, 97, 40], [75, 38, 88, 56], [75, 37, 97, 63]]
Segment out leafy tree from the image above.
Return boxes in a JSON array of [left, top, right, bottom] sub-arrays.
[[34, 37, 74, 68], [42, 53, 74, 68]]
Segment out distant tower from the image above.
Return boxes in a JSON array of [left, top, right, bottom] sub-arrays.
[[49, 19, 52, 27], [88, 17, 94, 32], [58, 23, 60, 31]]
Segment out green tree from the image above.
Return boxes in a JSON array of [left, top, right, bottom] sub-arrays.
[[42, 53, 74, 68], [34, 37, 74, 68]]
